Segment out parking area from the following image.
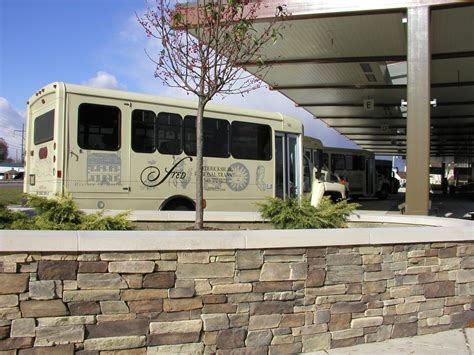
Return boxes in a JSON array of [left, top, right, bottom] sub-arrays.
[[356, 191, 474, 220]]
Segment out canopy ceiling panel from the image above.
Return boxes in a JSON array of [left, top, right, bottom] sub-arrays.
[[428, 106, 474, 117], [305, 106, 402, 117], [279, 88, 407, 104], [431, 6, 474, 53], [255, 13, 406, 60], [431, 58, 474, 83], [430, 86, 474, 102], [242, 2, 474, 158], [263, 63, 387, 87], [320, 117, 474, 128]]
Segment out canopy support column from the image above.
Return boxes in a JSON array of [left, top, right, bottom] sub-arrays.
[[405, 6, 431, 215]]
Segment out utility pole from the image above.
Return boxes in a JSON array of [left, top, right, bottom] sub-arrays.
[[14, 124, 25, 164]]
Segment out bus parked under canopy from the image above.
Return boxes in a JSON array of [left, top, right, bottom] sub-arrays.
[[24, 83, 344, 211], [304, 136, 391, 200]]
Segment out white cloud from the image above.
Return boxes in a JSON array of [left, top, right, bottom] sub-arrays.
[[0, 97, 26, 161], [82, 71, 127, 90]]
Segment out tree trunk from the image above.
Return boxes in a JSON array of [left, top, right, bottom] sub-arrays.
[[195, 98, 205, 229]]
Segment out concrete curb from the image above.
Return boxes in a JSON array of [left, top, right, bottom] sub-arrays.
[[0, 225, 472, 252]]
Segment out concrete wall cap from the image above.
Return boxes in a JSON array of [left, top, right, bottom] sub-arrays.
[[0, 225, 472, 252], [77, 230, 247, 251], [0, 230, 78, 251]]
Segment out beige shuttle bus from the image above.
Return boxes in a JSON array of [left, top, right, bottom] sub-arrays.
[[304, 136, 390, 199], [24, 82, 313, 211]]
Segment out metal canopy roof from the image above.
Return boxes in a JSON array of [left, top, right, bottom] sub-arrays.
[[243, 2, 474, 158]]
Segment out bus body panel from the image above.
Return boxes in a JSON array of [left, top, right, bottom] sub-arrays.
[[65, 93, 131, 197]]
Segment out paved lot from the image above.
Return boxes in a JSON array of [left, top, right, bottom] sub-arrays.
[[356, 192, 474, 220], [306, 328, 473, 354]]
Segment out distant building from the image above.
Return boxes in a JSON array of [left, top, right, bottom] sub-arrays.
[[0, 162, 24, 180]]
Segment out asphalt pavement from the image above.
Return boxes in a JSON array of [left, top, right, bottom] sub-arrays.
[[355, 191, 474, 220]]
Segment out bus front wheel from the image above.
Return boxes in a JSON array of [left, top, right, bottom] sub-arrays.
[[160, 197, 195, 211]]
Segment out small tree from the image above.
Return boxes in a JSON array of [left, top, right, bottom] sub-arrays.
[[0, 138, 9, 162], [138, 0, 287, 229]]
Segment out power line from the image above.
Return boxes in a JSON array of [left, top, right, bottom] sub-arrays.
[[14, 124, 25, 163]]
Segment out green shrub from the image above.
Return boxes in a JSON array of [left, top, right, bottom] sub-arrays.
[[1, 193, 132, 231], [258, 196, 359, 229], [80, 210, 132, 231], [26, 193, 82, 230], [0, 205, 32, 230]]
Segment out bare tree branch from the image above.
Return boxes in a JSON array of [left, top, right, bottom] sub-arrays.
[[137, 0, 287, 228]]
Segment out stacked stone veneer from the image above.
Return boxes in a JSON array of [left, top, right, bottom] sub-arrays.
[[0, 242, 473, 354]]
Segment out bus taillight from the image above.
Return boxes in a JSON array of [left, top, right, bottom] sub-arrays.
[[57, 170, 62, 178], [39, 147, 48, 159]]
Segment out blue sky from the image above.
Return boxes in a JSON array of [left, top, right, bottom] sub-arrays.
[[0, 0, 362, 162]]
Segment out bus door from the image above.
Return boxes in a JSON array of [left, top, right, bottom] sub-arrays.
[[27, 102, 58, 196], [66, 95, 131, 197], [366, 158, 376, 196], [275, 133, 300, 198]]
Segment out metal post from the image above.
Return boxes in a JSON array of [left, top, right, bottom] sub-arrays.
[[405, 6, 431, 215]]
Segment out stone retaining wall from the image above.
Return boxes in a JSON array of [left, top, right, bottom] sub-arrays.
[[0, 242, 473, 354]]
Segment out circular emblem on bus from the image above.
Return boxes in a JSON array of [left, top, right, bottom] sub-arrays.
[[226, 163, 250, 191]]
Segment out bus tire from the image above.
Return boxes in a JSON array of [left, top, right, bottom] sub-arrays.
[[378, 185, 389, 200], [160, 196, 195, 211]]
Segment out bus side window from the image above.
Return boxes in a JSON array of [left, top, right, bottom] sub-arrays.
[[183, 116, 196, 156], [313, 150, 320, 169], [303, 157, 311, 193], [184, 116, 230, 158], [345, 155, 354, 170], [157, 112, 182, 155], [322, 153, 329, 170], [230, 121, 271, 160], [132, 109, 156, 153], [331, 154, 345, 171], [78, 103, 120, 151], [355, 156, 365, 171]]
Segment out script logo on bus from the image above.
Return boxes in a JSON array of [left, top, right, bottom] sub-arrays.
[[140, 157, 192, 188]]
